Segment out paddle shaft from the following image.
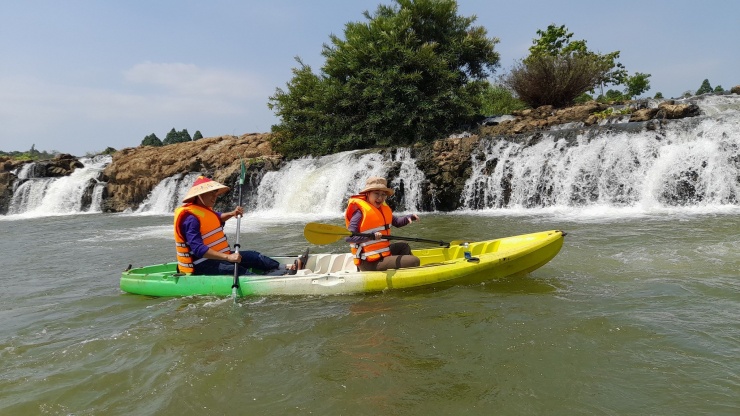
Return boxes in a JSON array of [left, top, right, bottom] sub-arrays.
[[352, 232, 450, 248], [232, 169, 245, 295], [303, 222, 451, 247]]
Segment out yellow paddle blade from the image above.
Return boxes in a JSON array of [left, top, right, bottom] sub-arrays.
[[304, 222, 351, 245]]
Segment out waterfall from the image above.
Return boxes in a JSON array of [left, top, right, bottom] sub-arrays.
[[254, 150, 406, 217], [7, 155, 111, 216], [461, 95, 740, 211], [389, 148, 426, 213], [134, 172, 201, 215], [133, 150, 427, 219]]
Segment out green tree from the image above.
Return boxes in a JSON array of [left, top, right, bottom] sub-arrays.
[[479, 82, 527, 115], [269, 0, 500, 158], [696, 79, 712, 95], [603, 89, 625, 102], [654, 92, 664, 99], [713, 85, 724, 92], [162, 128, 192, 145], [624, 72, 651, 99], [141, 133, 162, 147], [180, 129, 192, 142], [504, 24, 627, 108], [193, 130, 203, 140]]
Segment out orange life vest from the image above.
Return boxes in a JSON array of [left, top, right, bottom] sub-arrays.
[[173, 203, 231, 273], [344, 195, 392, 265]]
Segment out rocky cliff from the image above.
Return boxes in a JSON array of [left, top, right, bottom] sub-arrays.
[[102, 133, 282, 212]]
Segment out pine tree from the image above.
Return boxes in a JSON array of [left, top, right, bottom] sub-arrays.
[[193, 130, 203, 140], [696, 79, 713, 95], [179, 129, 192, 142], [141, 133, 162, 147]]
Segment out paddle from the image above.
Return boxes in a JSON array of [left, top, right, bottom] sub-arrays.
[[304, 222, 451, 248], [231, 159, 246, 302]]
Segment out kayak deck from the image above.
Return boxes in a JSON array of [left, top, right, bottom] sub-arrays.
[[120, 230, 565, 297]]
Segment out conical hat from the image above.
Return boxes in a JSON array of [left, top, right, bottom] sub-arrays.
[[182, 176, 230, 203]]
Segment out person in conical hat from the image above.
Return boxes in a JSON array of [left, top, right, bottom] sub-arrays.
[[181, 175, 230, 203], [344, 176, 420, 272], [173, 175, 303, 275]]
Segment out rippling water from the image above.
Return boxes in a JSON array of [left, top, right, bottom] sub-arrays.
[[1, 210, 738, 415]]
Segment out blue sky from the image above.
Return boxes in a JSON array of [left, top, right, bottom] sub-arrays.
[[1, 0, 738, 156]]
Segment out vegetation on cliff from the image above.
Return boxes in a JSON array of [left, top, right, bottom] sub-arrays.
[[503, 24, 651, 108], [268, 0, 500, 159], [0, 144, 59, 161], [140, 128, 204, 147]]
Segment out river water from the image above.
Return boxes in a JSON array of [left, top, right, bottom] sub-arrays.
[[1, 207, 738, 415]]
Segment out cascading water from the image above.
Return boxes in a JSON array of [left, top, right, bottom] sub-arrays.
[[461, 95, 740, 211], [252, 150, 425, 217], [134, 172, 201, 215], [7, 155, 111, 216], [131, 150, 427, 219], [389, 147, 426, 213]]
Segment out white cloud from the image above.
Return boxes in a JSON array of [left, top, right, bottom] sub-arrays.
[[123, 62, 269, 99]]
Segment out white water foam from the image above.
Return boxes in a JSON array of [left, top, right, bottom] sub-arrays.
[[5, 155, 111, 218]]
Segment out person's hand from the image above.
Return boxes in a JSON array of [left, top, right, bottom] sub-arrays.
[[233, 206, 244, 217], [374, 231, 383, 240], [410, 214, 419, 222], [226, 252, 242, 263]]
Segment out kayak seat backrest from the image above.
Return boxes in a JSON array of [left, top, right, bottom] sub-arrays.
[[312, 253, 355, 274], [342, 254, 357, 272]]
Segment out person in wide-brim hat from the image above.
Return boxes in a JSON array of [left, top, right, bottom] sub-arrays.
[[173, 175, 303, 276], [345, 176, 420, 272], [358, 176, 395, 197]]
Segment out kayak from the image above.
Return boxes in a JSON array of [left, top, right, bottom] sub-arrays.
[[120, 230, 565, 297]]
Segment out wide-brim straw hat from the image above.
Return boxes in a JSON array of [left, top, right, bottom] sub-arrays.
[[359, 176, 395, 196], [183, 176, 230, 203]]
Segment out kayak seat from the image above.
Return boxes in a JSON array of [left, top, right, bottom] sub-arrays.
[[312, 253, 355, 274]]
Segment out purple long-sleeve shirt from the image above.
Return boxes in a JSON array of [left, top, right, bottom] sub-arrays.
[[344, 209, 414, 243], [179, 212, 224, 258]]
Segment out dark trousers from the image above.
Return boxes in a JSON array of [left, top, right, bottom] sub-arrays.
[[193, 250, 280, 275], [358, 242, 421, 272]]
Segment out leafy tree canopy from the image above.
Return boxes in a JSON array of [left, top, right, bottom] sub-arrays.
[[268, 0, 500, 158], [193, 130, 203, 140], [624, 72, 651, 99], [504, 24, 631, 108]]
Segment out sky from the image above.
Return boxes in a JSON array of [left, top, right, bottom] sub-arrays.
[[1, 0, 738, 156]]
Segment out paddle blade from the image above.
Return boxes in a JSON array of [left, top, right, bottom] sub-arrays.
[[304, 223, 351, 245]]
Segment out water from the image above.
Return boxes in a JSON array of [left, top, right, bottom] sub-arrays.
[[1, 209, 738, 415]]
